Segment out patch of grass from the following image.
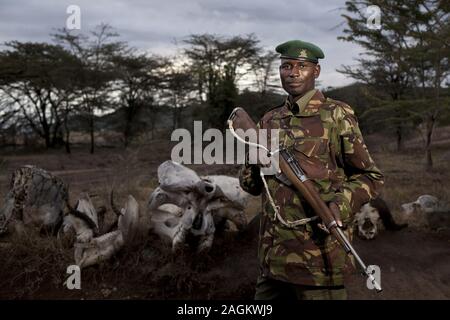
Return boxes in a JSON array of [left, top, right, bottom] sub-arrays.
[[0, 231, 73, 299]]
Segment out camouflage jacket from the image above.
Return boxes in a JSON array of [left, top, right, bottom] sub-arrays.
[[239, 89, 384, 286]]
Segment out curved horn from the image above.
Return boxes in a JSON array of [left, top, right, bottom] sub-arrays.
[[66, 199, 99, 232]]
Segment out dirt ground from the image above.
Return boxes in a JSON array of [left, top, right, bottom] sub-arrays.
[[0, 134, 449, 300]]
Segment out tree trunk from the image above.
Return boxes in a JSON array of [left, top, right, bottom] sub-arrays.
[[425, 50, 442, 171], [150, 106, 157, 140], [65, 133, 71, 154], [64, 120, 71, 154], [89, 113, 95, 154], [11, 125, 17, 149], [50, 113, 62, 148], [41, 117, 51, 149], [44, 132, 51, 149], [124, 112, 130, 148], [151, 116, 155, 140], [124, 105, 136, 148], [172, 107, 180, 130], [425, 113, 436, 171], [124, 127, 130, 148], [396, 126, 404, 151]]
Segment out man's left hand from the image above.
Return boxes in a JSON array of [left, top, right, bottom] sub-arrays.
[[317, 202, 343, 233], [329, 202, 343, 228]]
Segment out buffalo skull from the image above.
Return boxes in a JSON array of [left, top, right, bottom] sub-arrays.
[[147, 160, 250, 253]]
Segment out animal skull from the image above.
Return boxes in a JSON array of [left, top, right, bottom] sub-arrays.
[[0, 166, 140, 269], [72, 194, 139, 268], [0, 165, 67, 235], [401, 195, 439, 215], [354, 203, 382, 240], [148, 161, 250, 253], [59, 193, 98, 244], [400, 195, 450, 229]]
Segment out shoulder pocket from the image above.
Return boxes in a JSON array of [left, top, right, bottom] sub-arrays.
[[292, 138, 330, 181], [293, 138, 328, 157]]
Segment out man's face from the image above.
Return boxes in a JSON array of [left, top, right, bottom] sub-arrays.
[[279, 59, 320, 98]]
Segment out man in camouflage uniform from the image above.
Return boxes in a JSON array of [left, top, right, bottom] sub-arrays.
[[239, 40, 384, 300]]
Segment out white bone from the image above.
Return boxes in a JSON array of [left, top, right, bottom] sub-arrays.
[[148, 162, 252, 253], [201, 175, 249, 209], [74, 230, 124, 268], [59, 193, 98, 244], [118, 195, 139, 243], [74, 193, 99, 230], [73, 195, 139, 269], [60, 214, 94, 244], [148, 186, 190, 211], [354, 203, 381, 240], [157, 160, 202, 192], [400, 195, 449, 229]]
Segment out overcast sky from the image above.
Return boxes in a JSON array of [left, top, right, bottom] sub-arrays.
[[0, 0, 366, 89]]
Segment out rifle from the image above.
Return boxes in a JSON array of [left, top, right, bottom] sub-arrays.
[[228, 107, 382, 292]]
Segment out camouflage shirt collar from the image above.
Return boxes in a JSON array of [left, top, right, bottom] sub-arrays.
[[274, 90, 326, 119]]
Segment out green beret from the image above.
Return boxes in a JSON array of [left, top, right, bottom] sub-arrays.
[[275, 40, 325, 63]]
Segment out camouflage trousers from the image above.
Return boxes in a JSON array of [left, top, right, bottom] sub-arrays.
[[254, 276, 347, 300]]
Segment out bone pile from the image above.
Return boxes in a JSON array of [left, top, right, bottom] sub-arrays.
[[148, 160, 249, 253], [0, 165, 139, 269], [0, 162, 252, 268]]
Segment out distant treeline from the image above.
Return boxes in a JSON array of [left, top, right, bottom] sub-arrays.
[[0, 0, 448, 170], [0, 25, 281, 153]]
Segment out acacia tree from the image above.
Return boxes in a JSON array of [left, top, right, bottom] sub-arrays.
[[183, 34, 261, 129], [0, 42, 80, 149], [158, 57, 197, 130], [53, 24, 127, 153], [253, 51, 280, 96], [111, 52, 168, 146], [406, 0, 449, 169], [339, 0, 449, 170], [338, 0, 416, 151]]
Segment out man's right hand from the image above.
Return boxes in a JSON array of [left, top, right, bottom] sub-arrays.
[[248, 146, 272, 167]]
